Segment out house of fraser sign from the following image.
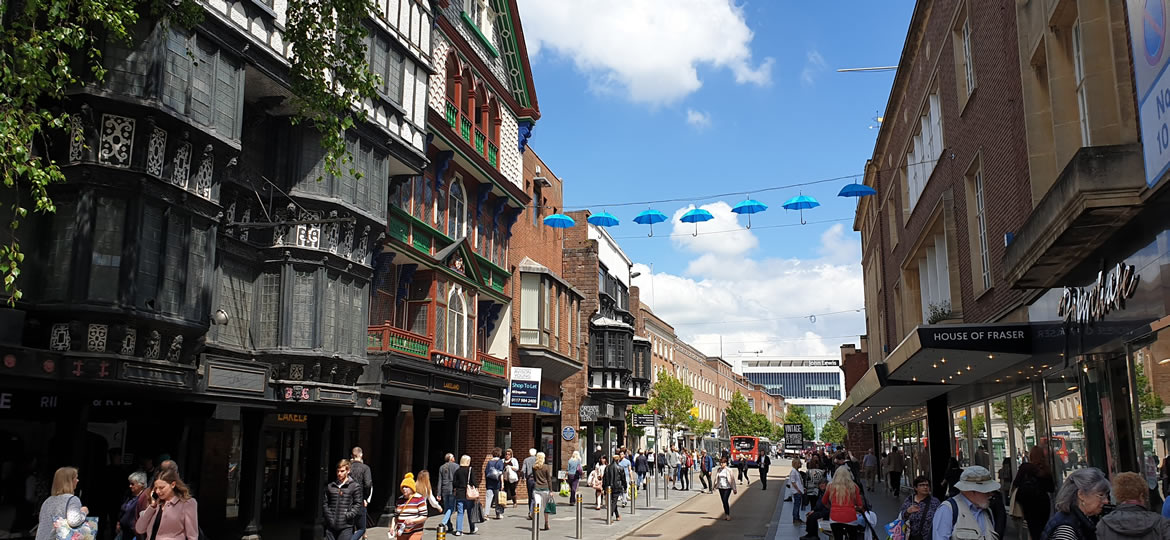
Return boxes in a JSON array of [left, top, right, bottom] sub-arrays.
[[1057, 262, 1140, 327]]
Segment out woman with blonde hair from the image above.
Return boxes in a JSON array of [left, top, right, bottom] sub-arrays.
[[415, 470, 444, 513], [821, 466, 865, 540], [135, 470, 199, 540], [451, 455, 478, 536], [36, 467, 89, 540], [531, 452, 554, 531]]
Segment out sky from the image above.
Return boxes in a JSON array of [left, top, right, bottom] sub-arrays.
[[513, 0, 914, 360]]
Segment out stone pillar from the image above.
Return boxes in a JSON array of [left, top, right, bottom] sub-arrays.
[[926, 395, 951, 501], [373, 400, 403, 526], [239, 411, 264, 540], [300, 415, 330, 540], [411, 403, 432, 474]]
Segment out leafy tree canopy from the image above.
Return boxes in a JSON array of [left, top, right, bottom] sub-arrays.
[[820, 419, 847, 444], [726, 392, 755, 436], [647, 373, 694, 437]]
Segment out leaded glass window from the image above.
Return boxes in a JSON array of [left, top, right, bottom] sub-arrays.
[[291, 270, 316, 348], [323, 276, 338, 351], [159, 213, 188, 315], [216, 259, 253, 348], [137, 203, 165, 308], [88, 197, 125, 302], [185, 226, 210, 319], [350, 281, 365, 355], [448, 181, 466, 239], [447, 286, 466, 357], [162, 28, 243, 138], [44, 201, 76, 301], [256, 272, 281, 348]]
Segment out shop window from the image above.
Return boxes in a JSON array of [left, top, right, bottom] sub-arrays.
[[88, 197, 126, 302]]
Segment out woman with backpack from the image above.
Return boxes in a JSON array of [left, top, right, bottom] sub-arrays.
[[484, 448, 505, 519], [1013, 446, 1056, 540]]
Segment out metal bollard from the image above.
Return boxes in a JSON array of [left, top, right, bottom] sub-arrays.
[[576, 493, 583, 539], [436, 523, 447, 540], [645, 476, 650, 508], [630, 483, 636, 515], [532, 501, 541, 540], [606, 488, 612, 525]]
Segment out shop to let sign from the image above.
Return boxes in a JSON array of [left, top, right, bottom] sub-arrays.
[[508, 367, 541, 409]]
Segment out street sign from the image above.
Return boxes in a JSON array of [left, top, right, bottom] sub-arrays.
[[633, 414, 658, 427], [1128, 0, 1170, 186], [508, 367, 541, 409], [784, 424, 804, 451]]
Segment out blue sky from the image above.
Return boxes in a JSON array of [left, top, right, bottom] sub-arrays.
[[515, 1, 914, 359]]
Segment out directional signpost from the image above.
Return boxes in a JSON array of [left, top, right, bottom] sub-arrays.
[[632, 414, 659, 427]]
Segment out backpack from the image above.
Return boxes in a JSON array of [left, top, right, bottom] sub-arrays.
[[487, 458, 503, 480], [687, 455, 694, 468]]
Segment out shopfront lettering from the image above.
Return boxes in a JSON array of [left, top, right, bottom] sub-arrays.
[[442, 382, 461, 391], [276, 414, 307, 423], [1058, 262, 1140, 327], [0, 393, 10, 409], [40, 396, 56, 408]]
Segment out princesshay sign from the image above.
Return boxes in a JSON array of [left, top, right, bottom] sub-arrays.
[[1057, 262, 1140, 327]]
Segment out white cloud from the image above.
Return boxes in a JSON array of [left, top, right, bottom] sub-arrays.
[[630, 211, 865, 358], [517, 0, 774, 105], [685, 108, 712, 129], [800, 49, 828, 87]]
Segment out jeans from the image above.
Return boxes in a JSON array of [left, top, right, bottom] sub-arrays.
[[636, 472, 645, 487], [569, 477, 580, 504], [352, 504, 367, 539], [526, 479, 536, 514], [831, 523, 863, 540], [675, 465, 683, 486], [325, 527, 354, 540], [718, 488, 732, 515], [487, 488, 502, 518], [738, 466, 750, 483], [760, 470, 768, 490], [699, 470, 712, 491], [440, 493, 455, 530], [679, 467, 689, 490], [791, 493, 802, 520], [455, 498, 476, 533], [889, 471, 902, 495]]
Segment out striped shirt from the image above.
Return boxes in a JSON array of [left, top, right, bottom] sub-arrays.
[[396, 494, 427, 534]]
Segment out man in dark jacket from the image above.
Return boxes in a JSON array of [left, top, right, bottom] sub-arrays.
[[439, 453, 459, 531], [348, 447, 372, 540], [800, 478, 830, 540], [602, 454, 626, 522], [323, 459, 362, 540], [634, 450, 649, 489], [698, 450, 715, 493], [1097, 472, 1170, 540], [759, 453, 771, 490]]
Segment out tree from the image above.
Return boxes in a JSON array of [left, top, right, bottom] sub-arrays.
[[820, 419, 847, 445], [726, 392, 755, 436], [748, 413, 773, 438], [991, 394, 1034, 454], [785, 405, 816, 441], [1137, 362, 1167, 421], [688, 417, 716, 444], [647, 374, 695, 445], [957, 412, 987, 439], [0, 0, 376, 303]]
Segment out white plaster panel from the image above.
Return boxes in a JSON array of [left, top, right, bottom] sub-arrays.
[[414, 68, 426, 128], [209, 0, 227, 13], [250, 18, 268, 41], [429, 36, 450, 114], [413, 131, 424, 151], [229, 2, 248, 27]]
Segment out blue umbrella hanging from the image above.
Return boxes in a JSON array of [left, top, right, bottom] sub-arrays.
[[680, 207, 714, 236], [781, 194, 821, 225], [837, 183, 877, 197], [587, 211, 620, 227], [633, 209, 668, 237], [542, 213, 576, 228], [731, 198, 768, 229]]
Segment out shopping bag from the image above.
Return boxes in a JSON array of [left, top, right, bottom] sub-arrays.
[[886, 517, 906, 540], [559, 481, 570, 497], [1008, 487, 1024, 518], [546, 499, 557, 515], [499, 492, 508, 506], [53, 516, 98, 540]]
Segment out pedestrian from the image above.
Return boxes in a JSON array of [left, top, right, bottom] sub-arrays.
[[668, 447, 680, 489], [931, 466, 1000, 540], [760, 452, 772, 491], [136, 459, 179, 514], [603, 453, 626, 522], [1039, 467, 1110, 540], [657, 448, 668, 477], [1013, 446, 1056, 540], [888, 446, 906, 496], [1161, 455, 1170, 500], [522, 448, 537, 519], [318, 460, 361, 540], [618, 451, 633, 505], [788, 457, 806, 523], [647, 449, 656, 484], [349, 447, 372, 540], [738, 453, 751, 485], [135, 469, 199, 540], [593, 445, 604, 467], [415, 470, 444, 515], [36, 467, 89, 540], [806, 456, 827, 510], [568, 450, 585, 504], [532, 452, 553, 531], [699, 450, 715, 493], [1097, 471, 1170, 540], [822, 466, 865, 540], [801, 478, 831, 540], [118, 471, 148, 540], [589, 457, 607, 510], [503, 449, 519, 509], [452, 455, 479, 536], [899, 475, 939, 540], [394, 473, 427, 540], [997, 458, 1013, 502], [862, 449, 878, 492], [439, 453, 459, 531], [484, 447, 505, 520], [634, 450, 649, 490], [715, 457, 737, 521], [680, 449, 692, 491]]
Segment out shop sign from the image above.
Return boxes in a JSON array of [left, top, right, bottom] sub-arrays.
[[918, 324, 1032, 355], [806, 360, 839, 367], [277, 413, 308, 424], [538, 394, 561, 414], [509, 367, 541, 409], [579, 405, 599, 422], [784, 424, 804, 451], [283, 385, 311, 401], [386, 368, 430, 389], [1057, 262, 1140, 327], [562, 426, 576, 441], [435, 377, 467, 395]]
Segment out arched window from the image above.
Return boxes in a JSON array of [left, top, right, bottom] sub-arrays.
[[448, 180, 466, 239], [447, 286, 466, 357]]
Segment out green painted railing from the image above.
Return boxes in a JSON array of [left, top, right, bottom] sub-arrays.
[[460, 116, 472, 143], [478, 351, 507, 378], [369, 325, 431, 359], [475, 129, 486, 155], [487, 142, 498, 168], [445, 100, 458, 129]]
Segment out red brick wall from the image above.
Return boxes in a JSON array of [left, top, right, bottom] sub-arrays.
[[841, 344, 868, 392], [511, 413, 534, 503], [464, 410, 497, 505], [866, 0, 1032, 356]]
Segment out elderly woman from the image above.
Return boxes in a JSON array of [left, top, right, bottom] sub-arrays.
[[1041, 468, 1111, 540], [1096, 471, 1170, 540], [119, 471, 148, 540]]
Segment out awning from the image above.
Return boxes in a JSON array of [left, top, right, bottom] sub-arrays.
[[834, 362, 954, 425], [515, 346, 582, 382]]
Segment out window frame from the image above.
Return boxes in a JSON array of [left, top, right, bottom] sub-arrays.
[[1072, 19, 1090, 146], [448, 179, 467, 240]]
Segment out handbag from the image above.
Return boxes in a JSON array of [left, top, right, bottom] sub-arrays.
[[546, 498, 557, 515], [1008, 487, 1024, 518], [53, 498, 98, 540], [465, 468, 480, 500], [506, 465, 519, 483]]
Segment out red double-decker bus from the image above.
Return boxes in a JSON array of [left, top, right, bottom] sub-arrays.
[[730, 436, 771, 468]]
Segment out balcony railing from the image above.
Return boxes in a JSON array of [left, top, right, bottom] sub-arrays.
[[478, 351, 507, 378], [443, 98, 500, 170], [368, 324, 431, 359]]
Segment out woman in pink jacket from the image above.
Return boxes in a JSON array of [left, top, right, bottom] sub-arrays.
[[135, 470, 199, 540]]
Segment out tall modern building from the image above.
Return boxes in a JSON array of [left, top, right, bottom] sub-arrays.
[[740, 357, 845, 439]]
